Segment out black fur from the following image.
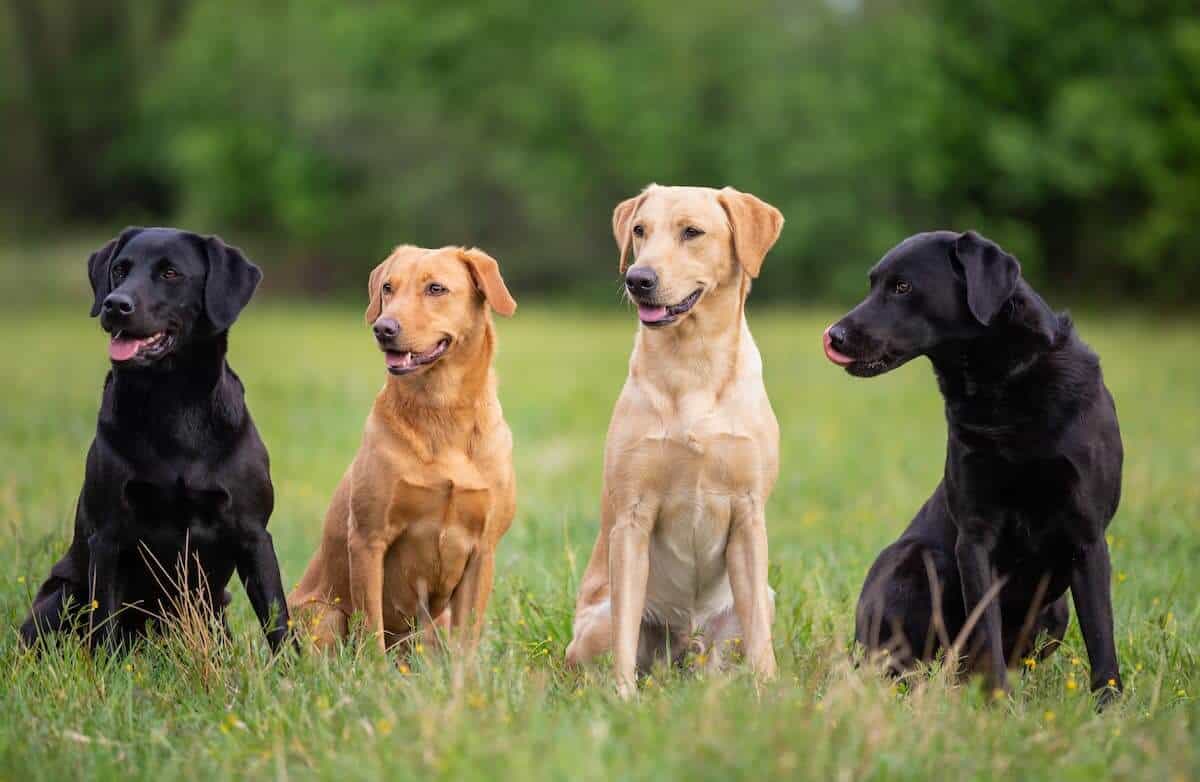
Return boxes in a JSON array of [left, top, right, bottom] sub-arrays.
[[829, 230, 1123, 705], [20, 227, 290, 652]]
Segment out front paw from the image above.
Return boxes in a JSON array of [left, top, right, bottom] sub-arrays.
[[615, 669, 637, 700], [1093, 674, 1123, 710], [752, 648, 778, 682]]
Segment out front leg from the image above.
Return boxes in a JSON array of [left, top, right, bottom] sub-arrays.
[[609, 513, 652, 699], [87, 531, 123, 649], [727, 495, 777, 680], [347, 517, 389, 653], [954, 531, 1007, 692], [449, 547, 495, 652], [235, 529, 291, 652], [1070, 539, 1122, 704]]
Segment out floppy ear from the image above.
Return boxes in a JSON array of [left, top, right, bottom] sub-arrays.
[[717, 187, 784, 279], [612, 189, 650, 273], [88, 227, 144, 316], [952, 230, 1020, 326], [364, 255, 392, 325], [459, 248, 517, 317], [201, 235, 263, 333]]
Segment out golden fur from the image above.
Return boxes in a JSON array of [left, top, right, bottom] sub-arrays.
[[289, 245, 517, 651]]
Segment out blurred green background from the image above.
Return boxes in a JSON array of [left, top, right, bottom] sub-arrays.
[[3, 0, 1199, 304]]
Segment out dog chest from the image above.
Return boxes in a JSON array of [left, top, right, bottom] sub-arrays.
[[377, 472, 492, 616], [121, 476, 234, 546], [644, 491, 734, 624], [618, 424, 764, 496], [382, 473, 491, 535]]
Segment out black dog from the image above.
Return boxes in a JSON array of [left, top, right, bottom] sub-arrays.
[[20, 227, 290, 652], [824, 231, 1123, 703]]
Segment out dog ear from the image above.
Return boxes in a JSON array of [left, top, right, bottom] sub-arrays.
[[201, 235, 263, 333], [364, 254, 393, 325], [88, 227, 144, 317], [717, 187, 784, 279], [613, 188, 651, 273], [953, 231, 1020, 326], [460, 248, 517, 317]]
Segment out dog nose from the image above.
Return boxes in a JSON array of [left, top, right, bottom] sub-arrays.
[[102, 293, 135, 316], [625, 266, 658, 295], [826, 323, 849, 351], [373, 317, 399, 343]]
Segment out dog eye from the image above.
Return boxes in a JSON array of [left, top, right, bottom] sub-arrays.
[[682, 226, 704, 240], [161, 266, 178, 280], [893, 279, 912, 295], [426, 282, 448, 296], [381, 282, 393, 295], [111, 262, 130, 281], [632, 224, 644, 238]]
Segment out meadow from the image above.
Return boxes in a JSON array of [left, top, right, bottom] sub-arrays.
[[1, 294, 1197, 780]]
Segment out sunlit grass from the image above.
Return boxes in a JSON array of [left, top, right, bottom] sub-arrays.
[[1, 302, 1197, 780]]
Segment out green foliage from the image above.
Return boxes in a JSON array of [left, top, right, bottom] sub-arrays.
[[1, 299, 1198, 778], [3, 0, 1199, 300]]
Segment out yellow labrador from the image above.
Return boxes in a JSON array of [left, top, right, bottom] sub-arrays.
[[565, 184, 783, 696]]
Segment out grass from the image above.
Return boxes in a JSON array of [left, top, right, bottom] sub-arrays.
[[1, 299, 1197, 780]]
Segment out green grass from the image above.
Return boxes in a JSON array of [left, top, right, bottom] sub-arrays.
[[1, 302, 1197, 780]]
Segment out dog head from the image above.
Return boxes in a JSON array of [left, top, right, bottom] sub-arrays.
[[823, 230, 1032, 377], [87, 227, 262, 368], [365, 245, 516, 377], [613, 184, 783, 329]]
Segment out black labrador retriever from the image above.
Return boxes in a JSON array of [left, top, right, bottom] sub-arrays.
[[20, 227, 290, 652], [824, 230, 1123, 704]]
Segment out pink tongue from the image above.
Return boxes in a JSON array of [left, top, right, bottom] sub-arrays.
[[638, 304, 669, 322], [386, 351, 414, 370], [822, 328, 856, 366], [109, 336, 142, 362]]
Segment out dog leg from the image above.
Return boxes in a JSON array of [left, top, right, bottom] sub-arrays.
[[727, 495, 777, 681], [86, 532, 122, 649], [609, 515, 651, 699], [20, 585, 70, 645], [954, 532, 1007, 693], [564, 600, 612, 667], [1070, 539, 1122, 705], [347, 524, 389, 653], [449, 547, 495, 652], [235, 529, 292, 652]]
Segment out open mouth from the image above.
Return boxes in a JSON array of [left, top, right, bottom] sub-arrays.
[[635, 288, 703, 327], [384, 338, 450, 375], [109, 330, 174, 363]]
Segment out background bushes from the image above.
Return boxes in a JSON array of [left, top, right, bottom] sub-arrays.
[[2, 0, 1198, 301]]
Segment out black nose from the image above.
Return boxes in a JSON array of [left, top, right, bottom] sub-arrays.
[[373, 317, 399, 342], [827, 323, 849, 350], [625, 266, 658, 295], [102, 293, 135, 316]]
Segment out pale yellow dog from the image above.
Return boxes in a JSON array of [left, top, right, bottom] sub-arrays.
[[565, 184, 783, 696]]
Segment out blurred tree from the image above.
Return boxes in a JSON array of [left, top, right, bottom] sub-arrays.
[[3, 0, 187, 221], [2, 0, 1198, 302]]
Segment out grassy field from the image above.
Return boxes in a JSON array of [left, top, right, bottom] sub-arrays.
[[1, 301, 1197, 780]]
